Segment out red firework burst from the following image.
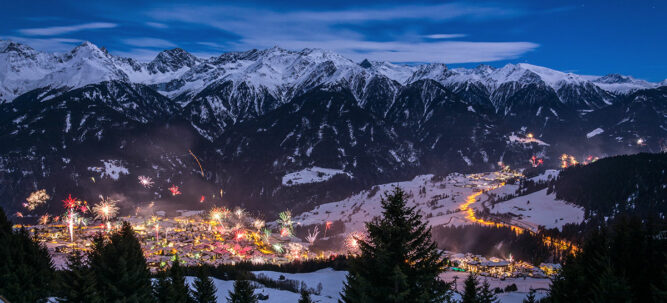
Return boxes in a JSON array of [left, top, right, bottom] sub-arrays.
[[169, 185, 181, 196]]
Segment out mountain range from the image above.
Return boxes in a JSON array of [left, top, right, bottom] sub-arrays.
[[0, 40, 665, 215]]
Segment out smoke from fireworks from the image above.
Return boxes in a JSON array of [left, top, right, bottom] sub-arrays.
[[25, 189, 50, 211], [138, 176, 154, 188]]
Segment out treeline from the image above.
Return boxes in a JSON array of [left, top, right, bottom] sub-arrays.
[[547, 216, 667, 302], [431, 224, 557, 264], [551, 152, 667, 218]]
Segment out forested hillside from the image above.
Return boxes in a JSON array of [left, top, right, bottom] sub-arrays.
[[552, 153, 666, 218]]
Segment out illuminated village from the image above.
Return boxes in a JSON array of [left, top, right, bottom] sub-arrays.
[[15, 165, 569, 280]]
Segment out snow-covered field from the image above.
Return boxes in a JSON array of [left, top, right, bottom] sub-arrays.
[[282, 166, 352, 186], [487, 188, 584, 231], [294, 173, 484, 233], [294, 170, 583, 234], [181, 268, 549, 303]]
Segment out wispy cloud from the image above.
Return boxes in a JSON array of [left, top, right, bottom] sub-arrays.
[[424, 34, 467, 39], [18, 22, 117, 36], [122, 37, 176, 48], [145, 22, 168, 29], [142, 2, 538, 63]]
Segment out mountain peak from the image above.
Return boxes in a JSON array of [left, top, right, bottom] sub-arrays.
[[359, 59, 372, 68], [594, 73, 634, 84], [0, 40, 38, 56], [148, 47, 198, 73]]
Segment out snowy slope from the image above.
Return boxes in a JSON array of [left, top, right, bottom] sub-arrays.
[[487, 188, 584, 231], [295, 172, 514, 233]]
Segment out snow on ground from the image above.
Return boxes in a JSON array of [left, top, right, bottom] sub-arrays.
[[181, 269, 549, 303], [442, 272, 549, 303], [295, 169, 581, 234], [487, 188, 584, 231], [282, 166, 352, 186], [294, 173, 501, 233], [87, 160, 129, 180], [185, 268, 346, 303], [528, 169, 559, 183], [586, 128, 604, 138], [251, 268, 347, 301], [508, 134, 549, 146]]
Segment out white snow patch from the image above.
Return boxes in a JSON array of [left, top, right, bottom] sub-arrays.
[[508, 134, 549, 146], [586, 128, 604, 138], [487, 188, 584, 231], [87, 160, 129, 180], [282, 167, 352, 186]]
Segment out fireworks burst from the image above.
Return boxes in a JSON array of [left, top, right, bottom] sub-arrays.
[[199, 195, 206, 203], [560, 154, 578, 168], [345, 231, 366, 254], [272, 243, 284, 253], [39, 214, 50, 225], [278, 210, 293, 236], [138, 176, 154, 188], [253, 219, 265, 231], [287, 243, 304, 259], [234, 208, 244, 219], [235, 230, 246, 241], [280, 227, 292, 238], [169, 185, 182, 196], [530, 156, 544, 168], [262, 228, 272, 243], [93, 197, 119, 221], [209, 207, 229, 224], [305, 226, 319, 245], [25, 189, 50, 211]]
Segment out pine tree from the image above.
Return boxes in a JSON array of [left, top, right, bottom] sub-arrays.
[[523, 288, 536, 303], [193, 267, 217, 303], [88, 221, 154, 302], [478, 279, 498, 303], [168, 257, 193, 303], [461, 274, 479, 303], [298, 288, 313, 303], [0, 207, 55, 303], [58, 251, 101, 303], [154, 269, 173, 303], [227, 279, 258, 303], [340, 187, 452, 303]]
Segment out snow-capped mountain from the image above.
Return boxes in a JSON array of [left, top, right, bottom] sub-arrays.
[[0, 39, 664, 215]]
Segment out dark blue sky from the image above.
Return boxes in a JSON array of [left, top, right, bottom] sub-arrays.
[[1, 0, 665, 81]]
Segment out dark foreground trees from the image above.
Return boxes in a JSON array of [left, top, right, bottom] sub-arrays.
[[88, 221, 155, 302], [192, 267, 218, 303], [0, 207, 55, 303], [548, 216, 666, 303], [58, 251, 101, 303], [227, 279, 259, 303], [340, 187, 453, 303]]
